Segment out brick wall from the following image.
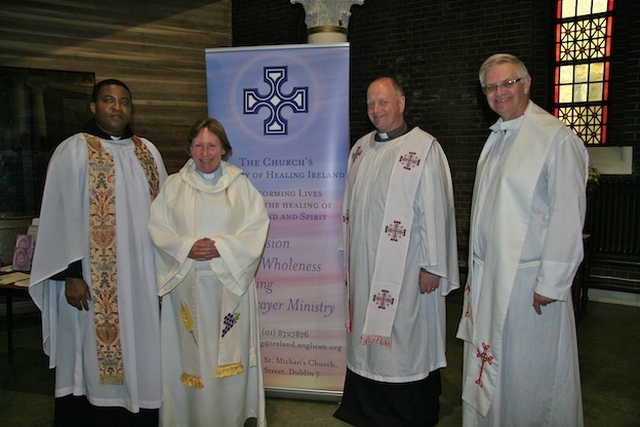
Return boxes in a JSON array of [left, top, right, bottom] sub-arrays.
[[232, 0, 640, 258]]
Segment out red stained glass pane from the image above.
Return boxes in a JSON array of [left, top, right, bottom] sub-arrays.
[[554, 0, 614, 145]]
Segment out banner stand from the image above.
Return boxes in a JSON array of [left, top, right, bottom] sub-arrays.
[[206, 43, 350, 399]]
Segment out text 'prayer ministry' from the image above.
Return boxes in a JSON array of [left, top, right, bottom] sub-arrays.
[[259, 299, 335, 317]]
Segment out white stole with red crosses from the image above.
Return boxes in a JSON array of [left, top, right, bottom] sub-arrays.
[[360, 135, 433, 346]]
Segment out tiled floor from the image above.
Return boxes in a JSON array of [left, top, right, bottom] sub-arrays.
[[1, 289, 639, 426]]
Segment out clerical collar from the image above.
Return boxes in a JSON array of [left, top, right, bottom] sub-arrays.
[[375, 122, 408, 142], [490, 115, 525, 134], [80, 118, 134, 140], [196, 164, 223, 184]]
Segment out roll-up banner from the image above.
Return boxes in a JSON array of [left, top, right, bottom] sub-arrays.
[[205, 44, 349, 399]]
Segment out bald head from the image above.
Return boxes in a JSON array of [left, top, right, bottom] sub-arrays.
[[366, 77, 406, 133]]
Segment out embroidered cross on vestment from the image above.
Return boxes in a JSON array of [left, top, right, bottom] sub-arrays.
[[351, 146, 363, 162], [399, 151, 421, 170], [385, 221, 406, 241], [464, 283, 472, 318], [373, 289, 395, 309], [475, 342, 493, 387]]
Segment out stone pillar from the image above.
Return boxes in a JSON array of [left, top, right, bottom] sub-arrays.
[[291, 0, 364, 44]]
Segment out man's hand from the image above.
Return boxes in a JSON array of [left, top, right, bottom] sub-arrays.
[[188, 237, 221, 261], [419, 269, 440, 294], [533, 292, 556, 315], [65, 277, 92, 311]]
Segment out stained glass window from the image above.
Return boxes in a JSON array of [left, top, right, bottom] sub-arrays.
[[554, 0, 614, 144]]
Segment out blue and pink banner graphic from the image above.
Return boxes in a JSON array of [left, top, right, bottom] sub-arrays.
[[205, 44, 349, 395]]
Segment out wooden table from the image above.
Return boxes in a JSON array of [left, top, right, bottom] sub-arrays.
[[0, 272, 30, 364]]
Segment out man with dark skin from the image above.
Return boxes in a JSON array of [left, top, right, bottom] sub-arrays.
[[29, 79, 167, 427], [65, 82, 133, 311]]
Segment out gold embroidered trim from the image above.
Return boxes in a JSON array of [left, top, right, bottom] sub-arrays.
[[132, 136, 160, 199], [86, 133, 123, 385], [85, 133, 161, 385], [180, 302, 198, 346], [180, 372, 204, 389], [215, 362, 245, 379]]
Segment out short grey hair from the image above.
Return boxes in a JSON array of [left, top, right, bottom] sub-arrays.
[[479, 53, 530, 87]]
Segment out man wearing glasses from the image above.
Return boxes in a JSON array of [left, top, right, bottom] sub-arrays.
[[457, 53, 587, 426]]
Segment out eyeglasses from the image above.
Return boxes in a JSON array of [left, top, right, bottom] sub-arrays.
[[482, 78, 522, 95]]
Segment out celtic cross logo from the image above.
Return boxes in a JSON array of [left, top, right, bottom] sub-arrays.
[[244, 66, 308, 135]]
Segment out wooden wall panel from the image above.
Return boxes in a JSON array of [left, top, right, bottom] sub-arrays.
[[0, 0, 232, 173]]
